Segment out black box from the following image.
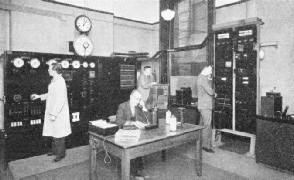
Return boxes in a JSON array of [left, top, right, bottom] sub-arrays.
[[261, 96, 282, 117], [89, 124, 119, 136]]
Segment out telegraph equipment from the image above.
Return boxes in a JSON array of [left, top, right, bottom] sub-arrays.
[[149, 84, 169, 109], [2, 51, 138, 162], [214, 24, 258, 133]]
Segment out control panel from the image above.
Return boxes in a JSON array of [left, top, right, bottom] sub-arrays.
[[214, 25, 258, 133], [2, 51, 138, 161]]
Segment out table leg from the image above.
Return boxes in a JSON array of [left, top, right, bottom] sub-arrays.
[[195, 133, 202, 176], [161, 150, 166, 162], [121, 150, 131, 180], [89, 137, 98, 180]]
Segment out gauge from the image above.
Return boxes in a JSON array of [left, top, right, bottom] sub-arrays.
[[61, 60, 70, 68], [72, 60, 80, 68], [30, 58, 40, 68], [13, 58, 24, 68], [82, 62, 89, 68], [13, 94, 22, 103], [89, 62, 95, 68]]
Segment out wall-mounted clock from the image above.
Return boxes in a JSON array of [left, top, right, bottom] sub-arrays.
[[73, 35, 93, 57], [75, 15, 92, 34]]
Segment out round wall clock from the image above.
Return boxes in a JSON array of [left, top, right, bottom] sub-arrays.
[[75, 15, 92, 34], [73, 35, 94, 57]]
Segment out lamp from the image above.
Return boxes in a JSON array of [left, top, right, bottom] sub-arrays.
[[161, 9, 175, 21], [259, 49, 265, 60]]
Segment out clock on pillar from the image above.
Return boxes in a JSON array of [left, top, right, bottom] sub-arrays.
[[74, 15, 93, 56], [75, 15, 92, 34]]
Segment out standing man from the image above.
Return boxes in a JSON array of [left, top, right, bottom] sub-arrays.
[[197, 65, 216, 153], [32, 62, 71, 163], [137, 66, 157, 108]]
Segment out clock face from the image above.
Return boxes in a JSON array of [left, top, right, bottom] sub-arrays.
[[73, 35, 94, 57], [75, 15, 92, 33]]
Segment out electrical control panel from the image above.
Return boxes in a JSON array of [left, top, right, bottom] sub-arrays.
[[214, 28, 233, 130], [234, 25, 257, 133], [214, 24, 257, 133], [2, 51, 137, 162]]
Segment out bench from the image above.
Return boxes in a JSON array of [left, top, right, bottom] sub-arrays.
[[212, 128, 256, 157]]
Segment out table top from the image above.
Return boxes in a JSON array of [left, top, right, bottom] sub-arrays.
[[89, 123, 203, 149]]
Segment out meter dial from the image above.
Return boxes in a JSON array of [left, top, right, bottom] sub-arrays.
[[89, 62, 95, 68], [13, 58, 24, 68], [61, 60, 70, 68], [30, 58, 40, 68], [82, 62, 89, 68], [14, 94, 22, 103], [72, 60, 80, 69]]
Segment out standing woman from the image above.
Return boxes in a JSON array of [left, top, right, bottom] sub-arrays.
[[32, 62, 71, 163]]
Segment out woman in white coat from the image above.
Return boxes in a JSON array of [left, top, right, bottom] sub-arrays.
[[32, 62, 71, 163]]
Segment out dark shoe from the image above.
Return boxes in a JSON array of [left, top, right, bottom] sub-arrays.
[[47, 152, 54, 156], [202, 147, 215, 153], [52, 156, 64, 163]]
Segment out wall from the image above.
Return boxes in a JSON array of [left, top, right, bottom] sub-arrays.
[[113, 18, 159, 56], [215, 0, 294, 113], [0, 0, 159, 56], [0, 0, 159, 130]]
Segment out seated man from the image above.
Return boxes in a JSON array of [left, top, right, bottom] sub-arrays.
[[116, 89, 151, 128], [115, 89, 149, 177]]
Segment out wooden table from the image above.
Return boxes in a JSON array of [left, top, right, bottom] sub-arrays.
[[89, 123, 203, 180]]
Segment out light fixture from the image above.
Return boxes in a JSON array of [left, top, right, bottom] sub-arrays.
[[259, 49, 265, 60], [161, 9, 175, 21], [161, 0, 175, 21]]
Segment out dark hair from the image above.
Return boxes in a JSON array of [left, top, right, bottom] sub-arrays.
[[144, 66, 151, 70], [51, 63, 62, 74]]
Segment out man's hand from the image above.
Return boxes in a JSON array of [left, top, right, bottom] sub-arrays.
[[124, 121, 133, 126], [50, 115, 56, 121], [139, 100, 148, 112], [133, 121, 149, 129], [31, 94, 40, 100]]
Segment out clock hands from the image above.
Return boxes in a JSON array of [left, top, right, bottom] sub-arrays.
[[83, 42, 89, 57]]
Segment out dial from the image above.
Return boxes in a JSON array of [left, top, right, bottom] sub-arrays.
[[89, 62, 95, 68], [13, 58, 24, 68], [82, 62, 89, 68], [61, 60, 69, 68], [72, 60, 80, 69], [73, 35, 94, 57], [75, 15, 92, 33], [30, 58, 40, 68]]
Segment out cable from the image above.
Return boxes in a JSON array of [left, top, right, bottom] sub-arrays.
[[94, 135, 114, 164]]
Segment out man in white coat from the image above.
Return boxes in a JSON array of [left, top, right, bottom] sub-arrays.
[[32, 62, 71, 163]]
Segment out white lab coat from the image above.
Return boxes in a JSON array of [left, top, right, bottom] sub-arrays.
[[40, 75, 71, 138]]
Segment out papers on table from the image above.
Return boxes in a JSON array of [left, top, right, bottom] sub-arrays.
[[115, 129, 141, 142], [90, 119, 117, 129]]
